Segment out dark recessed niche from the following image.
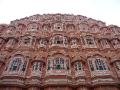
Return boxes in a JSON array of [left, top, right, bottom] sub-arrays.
[[57, 27, 60, 29]]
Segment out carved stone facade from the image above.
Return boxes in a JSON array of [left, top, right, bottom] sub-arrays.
[[0, 14, 120, 90]]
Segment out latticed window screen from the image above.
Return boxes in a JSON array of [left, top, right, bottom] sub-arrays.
[[54, 36, 63, 44], [9, 57, 22, 71], [95, 59, 107, 70], [86, 38, 94, 45], [101, 39, 109, 46], [89, 58, 109, 71], [47, 57, 69, 70], [74, 61, 83, 71], [32, 62, 42, 71], [54, 57, 65, 70]]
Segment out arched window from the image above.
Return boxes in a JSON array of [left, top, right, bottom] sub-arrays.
[[9, 58, 21, 71], [6, 55, 27, 74], [88, 56, 112, 77], [9, 56, 23, 72], [46, 56, 70, 76]]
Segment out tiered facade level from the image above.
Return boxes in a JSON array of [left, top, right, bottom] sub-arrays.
[[0, 14, 120, 90]]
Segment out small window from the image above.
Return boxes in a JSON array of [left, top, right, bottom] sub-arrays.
[[32, 61, 42, 71], [86, 38, 94, 45], [85, 36, 95, 45], [74, 61, 83, 71], [54, 36, 64, 44], [54, 23, 63, 31]]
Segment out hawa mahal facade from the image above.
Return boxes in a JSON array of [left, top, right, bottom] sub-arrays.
[[0, 14, 120, 90]]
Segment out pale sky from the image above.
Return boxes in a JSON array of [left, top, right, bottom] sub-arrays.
[[0, 0, 120, 26]]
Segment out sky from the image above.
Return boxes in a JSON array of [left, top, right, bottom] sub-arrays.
[[0, 0, 120, 26]]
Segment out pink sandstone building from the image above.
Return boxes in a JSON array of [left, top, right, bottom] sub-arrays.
[[0, 14, 120, 90]]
